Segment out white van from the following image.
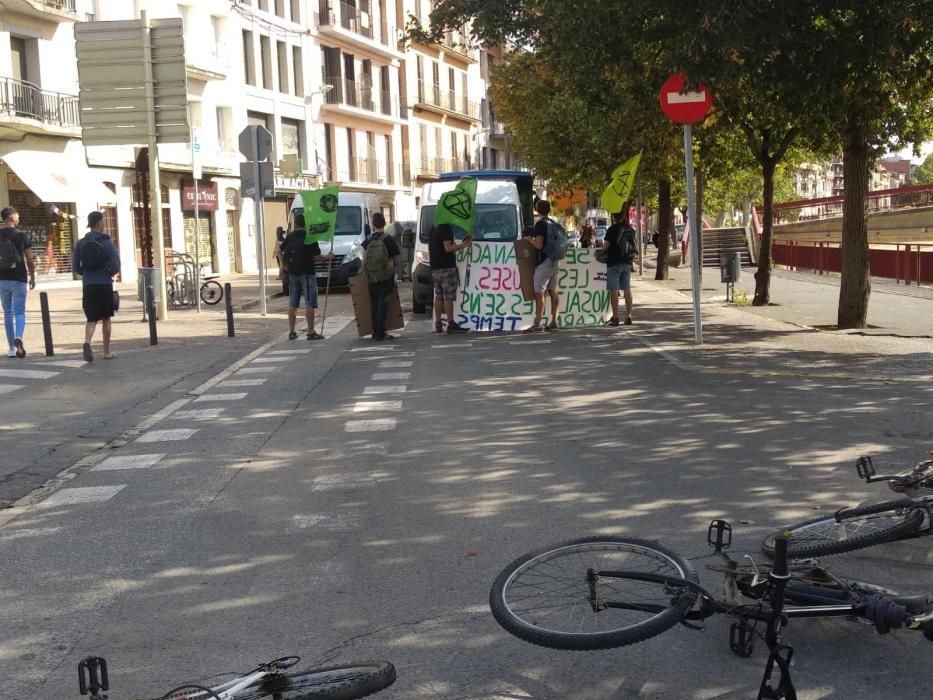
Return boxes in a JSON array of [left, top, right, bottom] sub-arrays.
[[411, 170, 534, 313], [279, 191, 381, 290]]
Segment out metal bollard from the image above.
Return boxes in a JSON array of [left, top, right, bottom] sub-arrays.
[[224, 283, 235, 337], [39, 291, 54, 356], [146, 285, 158, 346]]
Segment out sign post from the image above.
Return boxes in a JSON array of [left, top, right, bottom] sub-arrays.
[[660, 73, 712, 345], [192, 126, 201, 312], [238, 125, 274, 316]]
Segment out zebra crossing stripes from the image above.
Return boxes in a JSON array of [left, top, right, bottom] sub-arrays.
[[93, 454, 165, 471], [0, 384, 24, 395], [0, 368, 60, 380], [39, 485, 126, 507]]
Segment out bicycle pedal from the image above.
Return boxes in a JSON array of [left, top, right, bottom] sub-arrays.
[[708, 520, 733, 551], [856, 455, 875, 480], [729, 621, 755, 657]]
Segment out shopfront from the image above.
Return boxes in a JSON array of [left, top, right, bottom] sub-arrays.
[[181, 180, 218, 271]]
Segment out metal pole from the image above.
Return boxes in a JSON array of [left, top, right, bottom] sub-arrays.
[[253, 131, 268, 316], [141, 11, 168, 321], [684, 124, 703, 345], [39, 291, 54, 356], [146, 284, 158, 345], [194, 178, 201, 312], [636, 185, 644, 277], [224, 282, 235, 337]]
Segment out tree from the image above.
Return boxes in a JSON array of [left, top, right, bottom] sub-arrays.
[[915, 153, 933, 184]]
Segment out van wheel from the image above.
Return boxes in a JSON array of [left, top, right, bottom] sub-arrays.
[[412, 297, 426, 314]]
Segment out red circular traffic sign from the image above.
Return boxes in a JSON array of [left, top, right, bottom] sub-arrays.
[[659, 73, 712, 125]]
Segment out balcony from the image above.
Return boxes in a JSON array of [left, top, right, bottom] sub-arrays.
[[185, 42, 228, 81], [318, 0, 404, 58], [438, 29, 476, 62], [0, 77, 80, 136], [416, 157, 470, 179], [2, 0, 77, 22], [332, 157, 403, 189], [414, 80, 481, 121], [323, 76, 404, 123]]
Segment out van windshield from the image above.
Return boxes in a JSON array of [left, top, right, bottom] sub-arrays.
[[418, 204, 518, 243], [288, 206, 362, 236]]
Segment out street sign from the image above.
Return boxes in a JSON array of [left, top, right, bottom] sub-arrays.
[[239, 125, 273, 162], [659, 73, 712, 125], [239, 161, 275, 199], [192, 128, 201, 179]]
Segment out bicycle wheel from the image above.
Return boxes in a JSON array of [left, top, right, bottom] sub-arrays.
[[763, 499, 925, 559], [489, 536, 698, 651], [234, 662, 395, 700], [201, 280, 223, 305]]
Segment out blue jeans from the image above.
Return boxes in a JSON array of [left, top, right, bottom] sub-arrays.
[[0, 280, 27, 348]]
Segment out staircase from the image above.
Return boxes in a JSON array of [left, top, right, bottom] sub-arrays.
[[700, 227, 755, 268]]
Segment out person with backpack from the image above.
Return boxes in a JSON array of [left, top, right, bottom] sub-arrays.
[[522, 199, 565, 333], [0, 207, 35, 359], [603, 206, 638, 326], [361, 212, 401, 341], [73, 211, 121, 362], [281, 213, 334, 340]]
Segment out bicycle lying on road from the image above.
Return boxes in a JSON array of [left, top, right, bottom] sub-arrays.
[[763, 453, 933, 559], [78, 654, 395, 700], [490, 521, 933, 699]]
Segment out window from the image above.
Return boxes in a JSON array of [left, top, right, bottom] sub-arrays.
[[292, 46, 304, 97], [324, 123, 334, 179], [10, 37, 30, 83], [347, 127, 355, 180], [385, 134, 393, 184], [290, 0, 300, 22], [189, 101, 203, 129], [260, 35, 272, 89], [277, 41, 289, 93], [216, 107, 234, 151], [247, 110, 274, 159], [274, 0, 285, 17], [449, 67, 455, 104], [258, 0, 269, 10], [418, 203, 518, 243], [242, 31, 255, 86], [281, 118, 303, 161]]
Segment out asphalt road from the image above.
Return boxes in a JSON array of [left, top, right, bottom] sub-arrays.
[[1, 279, 931, 699]]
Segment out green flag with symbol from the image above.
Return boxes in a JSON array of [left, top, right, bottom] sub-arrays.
[[434, 178, 478, 233], [299, 186, 340, 245], [601, 153, 642, 213]]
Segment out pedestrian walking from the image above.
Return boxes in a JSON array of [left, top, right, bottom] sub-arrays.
[[523, 199, 563, 333], [429, 223, 471, 334], [362, 212, 401, 341], [603, 206, 638, 326], [74, 211, 121, 362], [579, 223, 595, 249], [280, 213, 334, 340], [0, 207, 36, 359]]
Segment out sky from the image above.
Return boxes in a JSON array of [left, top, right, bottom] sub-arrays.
[[894, 142, 933, 163]]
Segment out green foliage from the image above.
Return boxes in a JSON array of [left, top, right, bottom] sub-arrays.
[[915, 154, 933, 184]]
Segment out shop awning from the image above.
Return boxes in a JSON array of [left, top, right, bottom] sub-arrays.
[[1, 145, 117, 205]]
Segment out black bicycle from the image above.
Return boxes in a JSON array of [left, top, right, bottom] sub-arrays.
[[490, 521, 933, 699], [763, 453, 933, 559], [78, 654, 395, 700]]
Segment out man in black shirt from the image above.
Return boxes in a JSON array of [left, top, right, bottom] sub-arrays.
[[281, 213, 334, 340], [428, 223, 471, 333], [361, 212, 401, 341], [0, 207, 36, 358], [522, 199, 560, 332], [602, 206, 638, 325]]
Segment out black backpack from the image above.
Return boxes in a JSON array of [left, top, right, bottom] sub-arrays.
[[283, 232, 306, 275], [0, 230, 21, 271], [619, 226, 638, 264], [80, 235, 107, 271]]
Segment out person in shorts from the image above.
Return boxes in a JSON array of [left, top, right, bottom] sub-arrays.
[[603, 206, 637, 326], [523, 199, 560, 333], [428, 222, 471, 334], [281, 213, 334, 340], [74, 211, 121, 362]]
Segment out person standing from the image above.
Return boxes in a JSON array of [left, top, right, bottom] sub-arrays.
[[579, 223, 595, 249], [280, 213, 334, 340], [0, 207, 36, 359], [73, 211, 121, 362], [362, 212, 401, 341], [523, 199, 561, 333], [603, 206, 638, 326], [428, 223, 471, 334]]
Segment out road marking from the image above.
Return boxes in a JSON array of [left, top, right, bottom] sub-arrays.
[[345, 418, 397, 432], [0, 368, 60, 380], [351, 346, 398, 353], [194, 392, 248, 402], [93, 454, 165, 471], [371, 372, 410, 380], [289, 512, 360, 531], [0, 384, 25, 395], [252, 356, 295, 363], [378, 360, 412, 368], [30, 359, 86, 368], [40, 485, 126, 507], [268, 349, 312, 355], [353, 400, 402, 412], [137, 428, 199, 442], [311, 474, 377, 490], [170, 407, 225, 421], [509, 339, 552, 345], [363, 385, 407, 394], [217, 378, 267, 387], [236, 366, 277, 374], [431, 343, 473, 349]]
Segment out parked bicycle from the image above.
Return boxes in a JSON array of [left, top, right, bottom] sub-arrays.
[[78, 654, 395, 700], [489, 521, 933, 699], [763, 453, 933, 559]]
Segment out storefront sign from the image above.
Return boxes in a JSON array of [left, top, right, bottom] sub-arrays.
[[182, 181, 218, 210], [455, 242, 611, 331]]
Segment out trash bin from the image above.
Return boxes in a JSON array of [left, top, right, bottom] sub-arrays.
[[719, 253, 741, 283], [137, 267, 163, 303]]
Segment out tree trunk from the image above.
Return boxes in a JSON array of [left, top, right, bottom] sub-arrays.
[[655, 178, 671, 280], [753, 159, 775, 306], [837, 113, 871, 329]]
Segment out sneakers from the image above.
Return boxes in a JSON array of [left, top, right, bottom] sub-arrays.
[[624, 317, 633, 325], [447, 322, 468, 334], [434, 321, 444, 333], [608, 317, 620, 327], [288, 331, 298, 340], [13, 337, 25, 358], [6, 347, 15, 358], [82, 343, 94, 363]]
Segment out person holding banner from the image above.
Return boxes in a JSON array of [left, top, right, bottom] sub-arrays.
[[362, 212, 401, 341], [603, 206, 638, 326], [523, 200, 561, 333]]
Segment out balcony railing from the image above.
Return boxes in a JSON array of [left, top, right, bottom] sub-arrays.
[[0, 77, 79, 129], [416, 157, 470, 177], [416, 79, 480, 120], [324, 75, 400, 119], [37, 0, 76, 11], [319, 0, 399, 50], [334, 157, 401, 186], [439, 29, 475, 59]]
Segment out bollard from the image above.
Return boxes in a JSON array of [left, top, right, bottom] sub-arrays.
[[39, 291, 54, 356], [146, 285, 158, 346], [224, 283, 235, 337]]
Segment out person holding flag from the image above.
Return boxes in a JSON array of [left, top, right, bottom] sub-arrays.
[[431, 178, 477, 334], [291, 187, 338, 340]]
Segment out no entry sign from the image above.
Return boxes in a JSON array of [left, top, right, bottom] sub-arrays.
[[659, 73, 712, 125]]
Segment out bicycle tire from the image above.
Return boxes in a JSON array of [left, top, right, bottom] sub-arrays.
[[201, 280, 223, 305], [489, 536, 698, 651], [763, 499, 925, 559], [233, 661, 395, 700]]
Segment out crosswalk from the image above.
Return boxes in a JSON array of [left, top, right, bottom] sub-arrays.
[[0, 363, 66, 395]]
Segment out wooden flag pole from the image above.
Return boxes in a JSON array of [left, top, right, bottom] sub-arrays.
[[319, 237, 335, 337]]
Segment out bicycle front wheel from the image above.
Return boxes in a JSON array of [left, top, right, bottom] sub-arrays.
[[235, 662, 395, 700], [201, 280, 223, 305], [763, 499, 925, 559], [490, 537, 698, 651]]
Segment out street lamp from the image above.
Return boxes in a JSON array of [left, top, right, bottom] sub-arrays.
[[306, 85, 333, 184]]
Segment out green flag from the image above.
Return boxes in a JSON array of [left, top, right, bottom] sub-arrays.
[[434, 178, 478, 233], [299, 186, 340, 245], [601, 153, 642, 213]]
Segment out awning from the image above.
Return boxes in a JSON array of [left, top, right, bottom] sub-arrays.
[[0, 142, 117, 205]]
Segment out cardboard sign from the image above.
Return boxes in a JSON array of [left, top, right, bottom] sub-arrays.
[[349, 274, 405, 337]]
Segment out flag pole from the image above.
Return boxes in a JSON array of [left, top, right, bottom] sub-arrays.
[[319, 238, 334, 337]]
